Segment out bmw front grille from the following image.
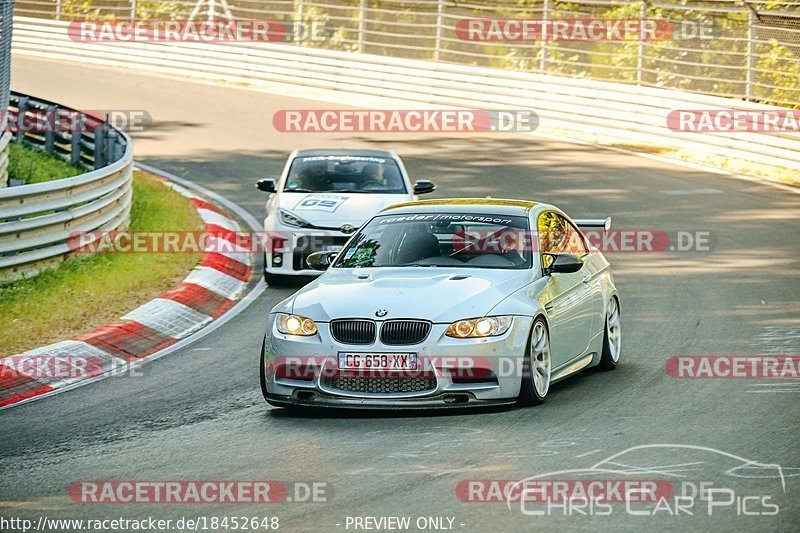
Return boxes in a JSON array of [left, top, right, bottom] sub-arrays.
[[330, 319, 376, 345], [380, 320, 432, 345], [329, 319, 432, 345]]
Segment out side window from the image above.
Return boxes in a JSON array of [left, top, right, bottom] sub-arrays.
[[537, 211, 568, 254], [565, 221, 588, 255], [537, 212, 587, 255]]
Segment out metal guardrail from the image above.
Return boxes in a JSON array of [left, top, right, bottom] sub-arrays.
[[0, 93, 134, 280], [10, 16, 800, 171], [12, 0, 800, 108]]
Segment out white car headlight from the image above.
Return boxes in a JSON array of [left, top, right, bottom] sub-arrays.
[[445, 316, 513, 338], [279, 209, 312, 228], [276, 313, 318, 336]]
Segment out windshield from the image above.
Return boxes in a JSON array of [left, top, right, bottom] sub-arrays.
[[284, 155, 407, 194], [333, 213, 533, 270]]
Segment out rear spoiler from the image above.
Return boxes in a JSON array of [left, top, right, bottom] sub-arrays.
[[574, 217, 612, 231]]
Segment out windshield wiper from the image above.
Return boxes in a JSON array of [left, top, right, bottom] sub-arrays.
[[282, 188, 317, 193]]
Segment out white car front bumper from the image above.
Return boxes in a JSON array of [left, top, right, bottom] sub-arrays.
[[263, 229, 352, 276]]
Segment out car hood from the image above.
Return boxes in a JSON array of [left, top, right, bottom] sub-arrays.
[[278, 192, 410, 228], [289, 268, 534, 323]]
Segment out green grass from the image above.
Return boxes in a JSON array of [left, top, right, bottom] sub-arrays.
[[0, 171, 204, 357], [7, 141, 85, 184]]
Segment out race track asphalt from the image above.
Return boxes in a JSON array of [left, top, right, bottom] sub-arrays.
[[1, 56, 799, 532]]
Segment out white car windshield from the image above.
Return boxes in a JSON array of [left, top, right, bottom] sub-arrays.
[[334, 213, 533, 269], [284, 155, 407, 194]]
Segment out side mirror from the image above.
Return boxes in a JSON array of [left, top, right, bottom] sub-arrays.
[[543, 253, 583, 274], [256, 179, 277, 193], [413, 180, 436, 194], [307, 251, 337, 271]]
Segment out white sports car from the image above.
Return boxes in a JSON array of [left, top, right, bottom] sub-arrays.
[[256, 149, 435, 283], [260, 198, 620, 409]]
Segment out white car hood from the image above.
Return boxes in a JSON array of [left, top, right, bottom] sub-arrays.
[[278, 192, 409, 228], [290, 268, 533, 323]]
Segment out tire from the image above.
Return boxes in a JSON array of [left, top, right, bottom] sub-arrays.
[[598, 296, 621, 371], [518, 317, 552, 406]]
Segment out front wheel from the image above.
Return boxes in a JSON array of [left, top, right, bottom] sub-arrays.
[[518, 318, 551, 406], [597, 297, 621, 371]]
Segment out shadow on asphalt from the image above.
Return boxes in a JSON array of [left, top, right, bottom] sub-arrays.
[[262, 365, 628, 420], [265, 403, 516, 419]]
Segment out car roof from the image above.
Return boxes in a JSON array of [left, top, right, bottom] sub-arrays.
[[292, 148, 397, 158], [383, 198, 539, 216]]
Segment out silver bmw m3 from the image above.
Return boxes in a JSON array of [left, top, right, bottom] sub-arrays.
[[260, 198, 621, 409]]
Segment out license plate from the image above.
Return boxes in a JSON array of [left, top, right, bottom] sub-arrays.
[[322, 245, 343, 252], [338, 353, 417, 370]]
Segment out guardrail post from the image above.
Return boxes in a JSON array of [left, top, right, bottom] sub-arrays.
[[358, 0, 366, 53], [70, 122, 82, 166], [540, 0, 551, 72], [14, 96, 28, 140], [433, 0, 444, 62], [93, 123, 107, 169], [637, 1, 648, 85], [107, 127, 125, 166], [44, 105, 56, 153], [745, 4, 757, 101]]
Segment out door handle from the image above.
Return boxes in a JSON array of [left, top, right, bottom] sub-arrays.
[[581, 274, 591, 284]]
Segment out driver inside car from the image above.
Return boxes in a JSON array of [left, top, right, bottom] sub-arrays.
[[292, 160, 332, 191]]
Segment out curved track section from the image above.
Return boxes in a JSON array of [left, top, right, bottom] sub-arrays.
[[1, 57, 798, 531]]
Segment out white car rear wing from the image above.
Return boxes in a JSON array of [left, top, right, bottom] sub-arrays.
[[574, 217, 612, 231]]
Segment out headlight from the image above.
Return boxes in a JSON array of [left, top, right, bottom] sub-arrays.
[[276, 313, 318, 336], [445, 316, 513, 338], [279, 209, 312, 228]]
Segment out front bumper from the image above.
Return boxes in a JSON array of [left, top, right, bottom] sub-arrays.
[[262, 316, 534, 408], [264, 229, 350, 276], [263, 391, 516, 410]]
